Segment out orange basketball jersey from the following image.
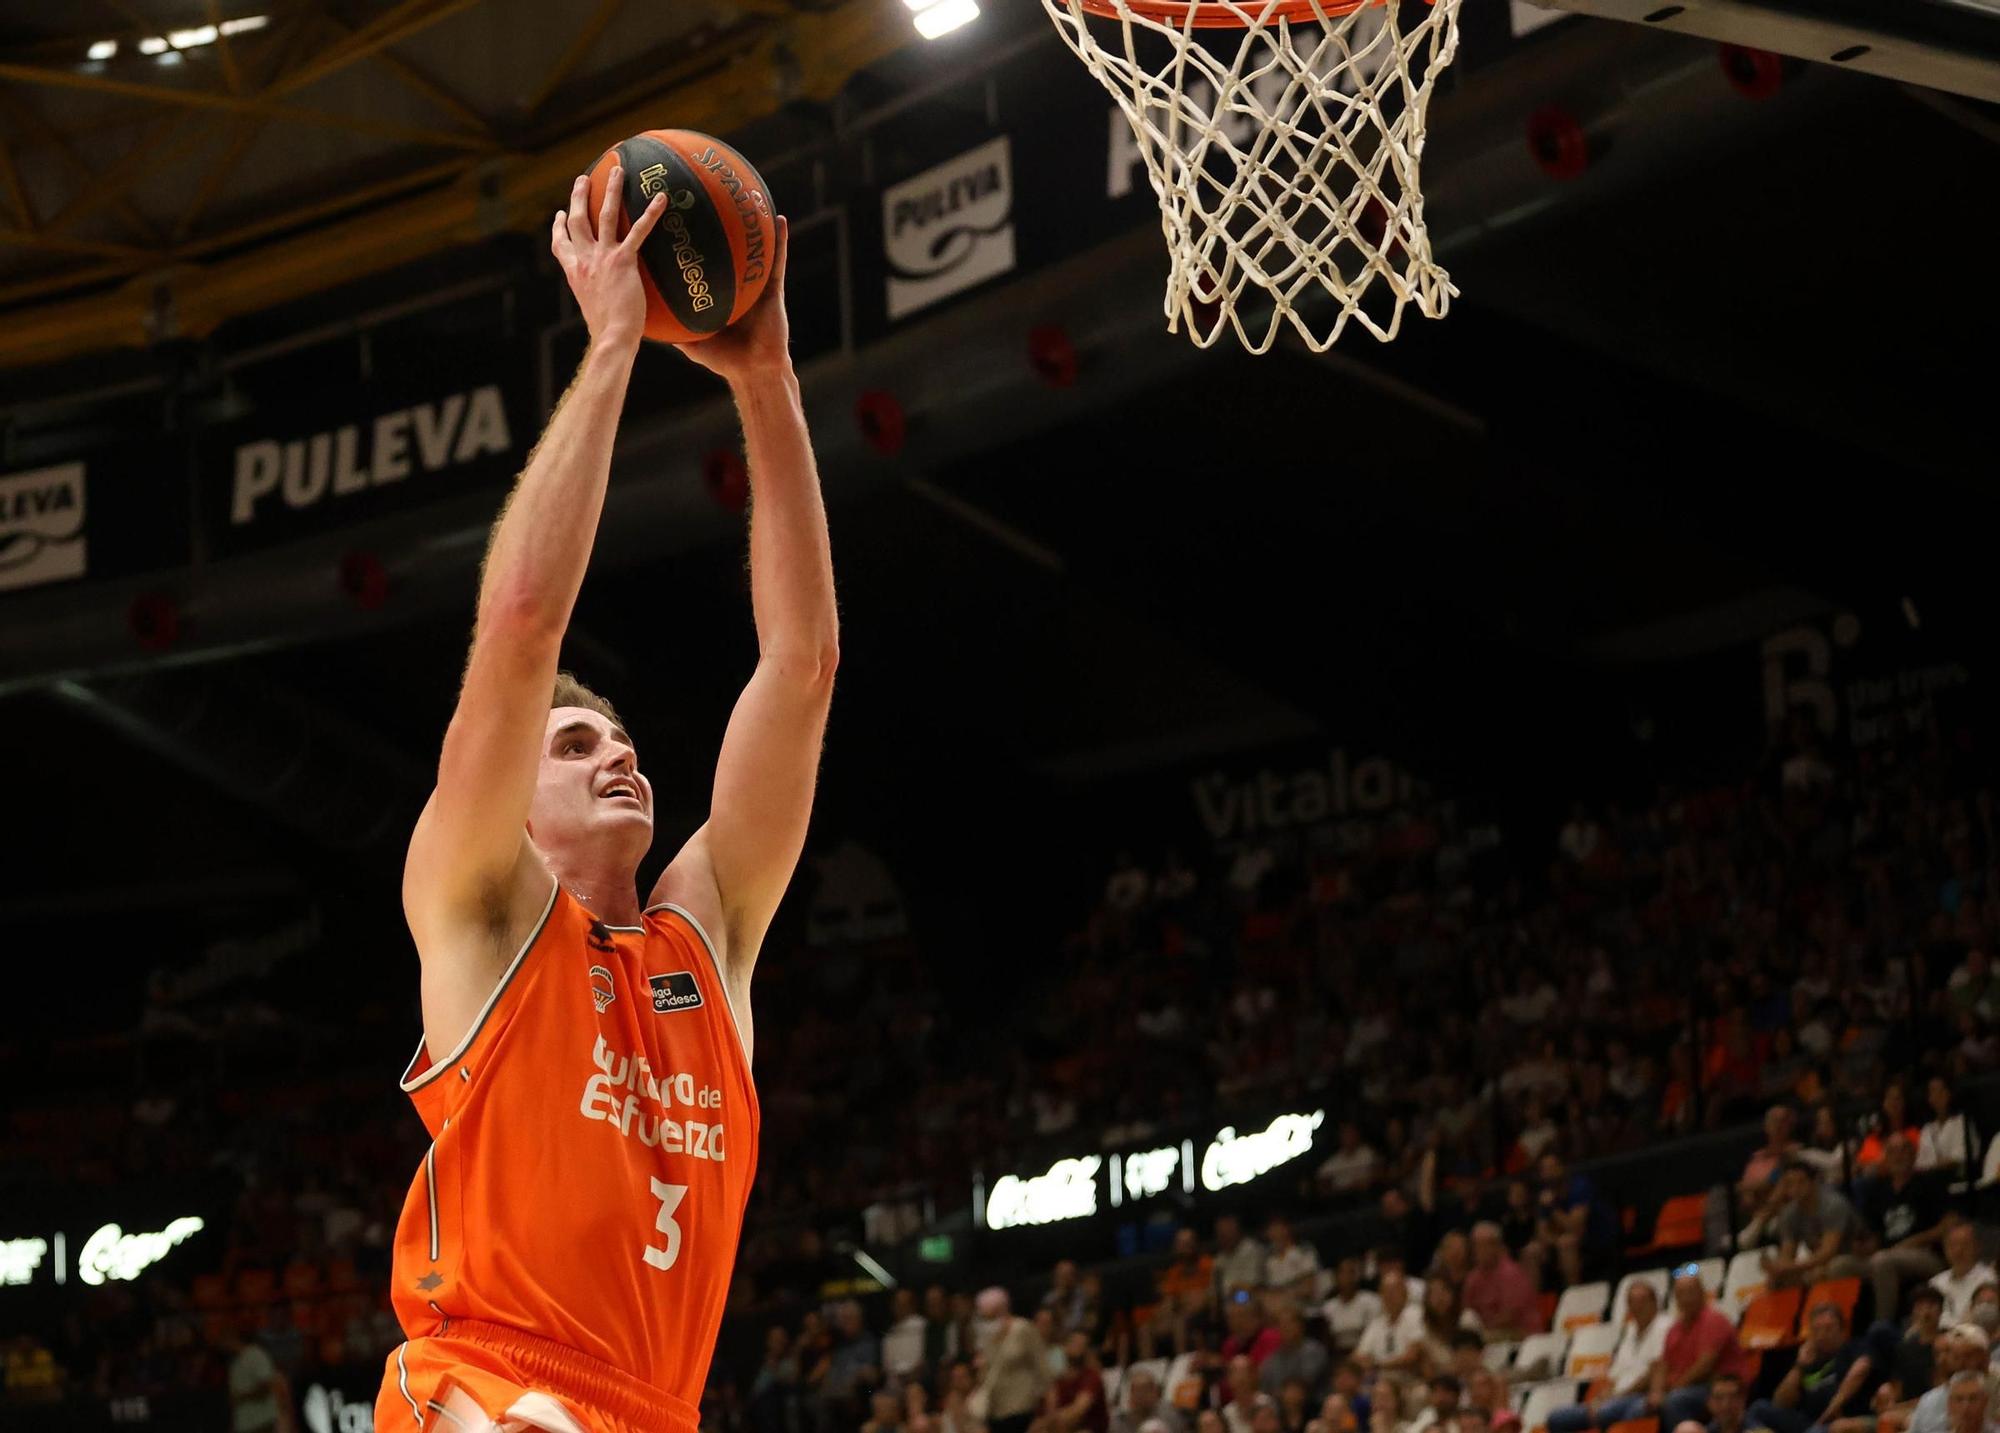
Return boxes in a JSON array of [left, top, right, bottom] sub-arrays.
[[384, 880, 759, 1402]]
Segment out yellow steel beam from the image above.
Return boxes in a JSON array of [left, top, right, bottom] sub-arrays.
[[0, 228, 154, 261], [523, 0, 628, 118], [0, 134, 32, 230], [0, 0, 911, 366], [316, 15, 493, 136], [174, 5, 325, 242], [45, 112, 191, 236], [267, 0, 489, 102], [207, 0, 245, 95], [0, 90, 162, 245], [0, 61, 499, 152]]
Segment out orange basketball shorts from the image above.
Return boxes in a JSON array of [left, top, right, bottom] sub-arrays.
[[377, 1319, 702, 1433]]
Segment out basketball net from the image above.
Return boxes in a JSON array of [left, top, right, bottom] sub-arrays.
[[1043, 0, 1465, 351]]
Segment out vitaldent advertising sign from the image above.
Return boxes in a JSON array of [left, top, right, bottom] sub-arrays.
[[981, 1110, 1325, 1232]]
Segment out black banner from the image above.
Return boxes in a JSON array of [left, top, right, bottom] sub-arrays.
[[195, 357, 535, 558]]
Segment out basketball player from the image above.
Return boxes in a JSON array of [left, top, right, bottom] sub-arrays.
[[374, 167, 837, 1432]]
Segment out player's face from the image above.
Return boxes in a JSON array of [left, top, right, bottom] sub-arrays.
[[532, 707, 653, 858]]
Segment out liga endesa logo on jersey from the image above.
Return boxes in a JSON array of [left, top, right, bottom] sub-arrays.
[[648, 970, 703, 1014]]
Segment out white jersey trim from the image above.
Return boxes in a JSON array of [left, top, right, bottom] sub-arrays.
[[402, 878, 560, 1094], [645, 901, 750, 1068]]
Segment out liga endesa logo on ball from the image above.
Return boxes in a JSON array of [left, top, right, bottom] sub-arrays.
[[657, 209, 714, 313]]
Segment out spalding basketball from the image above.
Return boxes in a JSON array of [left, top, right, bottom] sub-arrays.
[[586, 130, 775, 344]]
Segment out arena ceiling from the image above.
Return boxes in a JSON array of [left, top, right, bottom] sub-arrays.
[[0, 0, 907, 362]]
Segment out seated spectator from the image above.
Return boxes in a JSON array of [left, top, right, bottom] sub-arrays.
[[1861, 1135, 1951, 1320], [1047, 1261, 1088, 1335], [818, 1300, 883, 1431], [1274, 1380, 1314, 1433], [1904, 1325, 1995, 1433], [1931, 1222, 1999, 1325], [1740, 1106, 1801, 1215], [1463, 1224, 1542, 1341], [1534, 1151, 1616, 1287], [923, 1285, 964, 1373], [1224, 1293, 1282, 1367], [1162, 1229, 1219, 1321], [1850, 1283, 1946, 1428], [1047, 1331, 1109, 1433], [1323, 1257, 1384, 1356], [1856, 1085, 1925, 1177], [1404, 1376, 1461, 1433], [1266, 1218, 1323, 1304], [1461, 1368, 1518, 1433], [1320, 1123, 1384, 1196], [1364, 1377, 1405, 1433], [1671, 1371, 1749, 1433], [1548, 1279, 1669, 1432], [1445, 1332, 1485, 1389], [1498, 1181, 1542, 1278], [1651, 1271, 1759, 1430], [1416, 1279, 1481, 1377], [1948, 950, 2000, 1025], [1946, 1370, 1991, 1433], [1429, 1232, 1468, 1294], [1354, 1272, 1426, 1381], [864, 1388, 909, 1433], [1746, 1302, 1874, 1433], [1918, 1079, 1977, 1177], [749, 1327, 802, 1433], [1762, 1160, 1868, 1289], [1261, 1305, 1332, 1402], [1114, 1366, 1188, 1433], [883, 1287, 928, 1385], [1217, 1216, 1270, 1301], [1222, 1360, 1264, 1433]]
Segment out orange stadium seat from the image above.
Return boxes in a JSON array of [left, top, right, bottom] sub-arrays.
[[1738, 1289, 1804, 1350], [1627, 1193, 1706, 1256], [1606, 1418, 1660, 1433], [1803, 1278, 1860, 1327]]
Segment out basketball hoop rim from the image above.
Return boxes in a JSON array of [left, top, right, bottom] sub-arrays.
[[1072, 0, 1389, 27]]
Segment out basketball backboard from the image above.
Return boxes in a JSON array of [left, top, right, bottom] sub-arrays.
[[1523, 0, 2000, 101]]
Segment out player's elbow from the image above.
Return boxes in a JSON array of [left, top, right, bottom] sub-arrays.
[[478, 580, 568, 645], [765, 641, 839, 692]]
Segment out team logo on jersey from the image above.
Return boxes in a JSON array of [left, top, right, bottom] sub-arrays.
[[647, 971, 704, 1014], [586, 919, 617, 954], [589, 965, 616, 1013]]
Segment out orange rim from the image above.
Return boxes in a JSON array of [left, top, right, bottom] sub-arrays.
[[1074, 0, 1385, 26]]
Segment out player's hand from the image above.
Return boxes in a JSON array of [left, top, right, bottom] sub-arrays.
[[674, 214, 792, 382], [552, 168, 666, 354]]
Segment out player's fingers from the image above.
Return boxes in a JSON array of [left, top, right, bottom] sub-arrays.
[[597, 166, 624, 246], [620, 191, 668, 253], [767, 214, 789, 289], [568, 174, 592, 243], [551, 210, 574, 263]]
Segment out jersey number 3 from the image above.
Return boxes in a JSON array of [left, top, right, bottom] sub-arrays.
[[644, 1179, 688, 1271]]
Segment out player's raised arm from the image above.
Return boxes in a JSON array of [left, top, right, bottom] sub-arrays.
[[405, 172, 667, 944], [652, 218, 839, 971]]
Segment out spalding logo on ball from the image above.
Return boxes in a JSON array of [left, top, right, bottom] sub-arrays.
[[587, 129, 775, 344]]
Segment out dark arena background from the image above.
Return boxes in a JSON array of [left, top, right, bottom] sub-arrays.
[[5, 1, 2000, 1430]]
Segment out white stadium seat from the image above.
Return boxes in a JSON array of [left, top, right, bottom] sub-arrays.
[[1483, 1340, 1520, 1373], [1519, 1379, 1582, 1432], [1565, 1320, 1621, 1380], [1720, 1249, 1768, 1320], [1553, 1281, 1610, 1331], [1512, 1330, 1570, 1382]]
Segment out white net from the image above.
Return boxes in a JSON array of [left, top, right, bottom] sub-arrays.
[[1043, 0, 1465, 352]]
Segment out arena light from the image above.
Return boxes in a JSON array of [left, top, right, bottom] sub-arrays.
[[168, 25, 219, 48], [137, 36, 168, 54], [87, 40, 117, 60], [222, 15, 271, 34], [907, 0, 980, 40]]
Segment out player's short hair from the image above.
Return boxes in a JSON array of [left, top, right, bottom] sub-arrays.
[[552, 670, 625, 729]]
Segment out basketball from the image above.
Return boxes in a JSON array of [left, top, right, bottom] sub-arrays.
[[585, 129, 776, 344]]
